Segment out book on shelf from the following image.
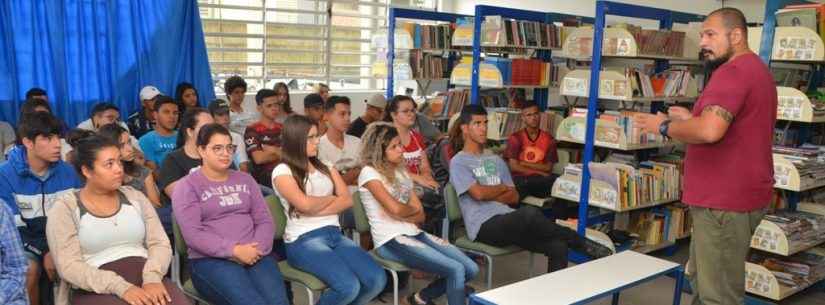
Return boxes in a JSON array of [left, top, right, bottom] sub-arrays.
[[748, 249, 825, 290], [483, 57, 557, 86], [756, 211, 825, 252], [628, 209, 669, 246], [487, 109, 559, 140], [608, 23, 686, 58], [625, 67, 695, 98], [563, 160, 681, 209], [398, 22, 453, 50], [483, 16, 563, 48], [409, 50, 450, 79], [665, 205, 691, 240], [598, 110, 669, 145]]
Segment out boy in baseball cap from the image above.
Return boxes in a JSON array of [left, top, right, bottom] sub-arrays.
[[127, 85, 162, 138], [346, 93, 385, 138]]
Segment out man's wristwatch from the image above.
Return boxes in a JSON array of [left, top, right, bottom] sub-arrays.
[[659, 119, 672, 137]]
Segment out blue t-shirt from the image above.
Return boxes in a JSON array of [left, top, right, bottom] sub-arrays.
[[448, 151, 515, 241], [138, 130, 178, 165]]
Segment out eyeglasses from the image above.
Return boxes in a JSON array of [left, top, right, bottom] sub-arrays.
[[209, 144, 237, 154]]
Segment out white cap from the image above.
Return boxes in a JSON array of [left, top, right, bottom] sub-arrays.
[[140, 86, 161, 101], [366, 94, 387, 109]]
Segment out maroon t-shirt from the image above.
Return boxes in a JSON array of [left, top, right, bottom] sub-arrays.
[[244, 121, 284, 186], [682, 53, 776, 212], [504, 128, 559, 177]]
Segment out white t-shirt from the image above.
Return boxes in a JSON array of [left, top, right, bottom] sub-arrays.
[[358, 166, 420, 247], [76, 193, 148, 267], [272, 163, 340, 242], [230, 131, 249, 167], [318, 134, 361, 170]]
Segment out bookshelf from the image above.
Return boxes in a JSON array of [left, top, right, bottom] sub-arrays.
[[384, 8, 472, 98], [776, 86, 825, 122], [555, 116, 674, 151], [557, 1, 703, 262], [746, 1, 825, 303], [560, 26, 701, 62], [551, 174, 678, 212], [450, 63, 505, 87], [560, 69, 699, 102]]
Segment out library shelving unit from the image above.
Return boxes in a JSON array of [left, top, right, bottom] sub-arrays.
[[383, 8, 472, 98], [548, 1, 703, 257], [560, 26, 701, 62], [745, 1, 825, 304], [465, 5, 594, 110]]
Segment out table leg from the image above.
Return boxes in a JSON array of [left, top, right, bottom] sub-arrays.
[[612, 292, 620, 305], [673, 267, 684, 305]]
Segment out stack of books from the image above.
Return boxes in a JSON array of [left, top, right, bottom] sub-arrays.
[[482, 16, 563, 48], [398, 22, 453, 50], [409, 50, 449, 79], [599, 110, 669, 145], [776, 3, 825, 43], [581, 161, 681, 209], [749, 249, 825, 290], [762, 211, 825, 248], [626, 67, 695, 98], [665, 205, 692, 240]]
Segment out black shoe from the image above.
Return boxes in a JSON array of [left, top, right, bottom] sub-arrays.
[[465, 284, 476, 296], [405, 293, 436, 305], [582, 238, 614, 259]]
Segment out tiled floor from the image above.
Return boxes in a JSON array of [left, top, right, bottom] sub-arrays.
[[287, 240, 825, 305]]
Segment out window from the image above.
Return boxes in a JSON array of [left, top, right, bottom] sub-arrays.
[[199, 0, 437, 95]]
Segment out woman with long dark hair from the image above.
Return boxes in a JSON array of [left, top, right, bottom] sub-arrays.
[[98, 123, 161, 207], [175, 82, 199, 112], [272, 82, 293, 123], [382, 95, 438, 190], [173, 124, 288, 305], [272, 115, 385, 305], [47, 134, 190, 305]]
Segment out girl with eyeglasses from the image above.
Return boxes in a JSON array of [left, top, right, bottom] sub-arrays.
[[273, 115, 386, 305], [173, 124, 288, 305]]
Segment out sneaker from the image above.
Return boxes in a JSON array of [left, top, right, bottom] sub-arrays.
[[582, 238, 614, 259]]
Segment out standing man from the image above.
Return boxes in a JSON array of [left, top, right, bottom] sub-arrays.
[[347, 94, 386, 138], [636, 8, 776, 305]]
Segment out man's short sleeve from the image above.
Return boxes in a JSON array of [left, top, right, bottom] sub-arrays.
[[244, 126, 263, 153], [449, 155, 477, 196], [698, 66, 748, 117], [496, 156, 514, 187]]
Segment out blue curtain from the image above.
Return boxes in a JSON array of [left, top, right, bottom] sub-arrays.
[[0, 0, 215, 127]]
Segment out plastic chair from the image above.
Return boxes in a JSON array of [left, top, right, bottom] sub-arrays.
[[443, 183, 535, 289], [171, 221, 212, 305], [351, 192, 412, 305]]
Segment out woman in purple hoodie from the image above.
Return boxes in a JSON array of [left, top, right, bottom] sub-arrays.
[[172, 123, 288, 305]]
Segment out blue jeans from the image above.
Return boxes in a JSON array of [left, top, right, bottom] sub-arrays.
[[376, 232, 479, 305], [286, 226, 386, 305], [190, 255, 289, 305]]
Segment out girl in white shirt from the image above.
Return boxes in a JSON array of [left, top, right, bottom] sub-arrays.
[[359, 122, 478, 305], [272, 115, 385, 305]]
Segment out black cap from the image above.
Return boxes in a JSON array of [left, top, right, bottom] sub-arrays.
[[90, 102, 119, 116], [208, 99, 230, 116], [304, 93, 324, 109]]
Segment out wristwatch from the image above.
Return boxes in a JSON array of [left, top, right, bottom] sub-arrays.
[[659, 119, 672, 137]]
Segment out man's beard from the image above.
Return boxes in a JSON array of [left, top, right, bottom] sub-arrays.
[[702, 47, 733, 73]]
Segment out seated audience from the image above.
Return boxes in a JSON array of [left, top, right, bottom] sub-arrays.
[[138, 95, 180, 167], [244, 89, 284, 187], [225, 76, 259, 135], [47, 134, 189, 305], [64, 129, 97, 164], [77, 102, 128, 132], [0, 202, 28, 305], [128, 86, 162, 138], [273, 82, 294, 123], [175, 82, 199, 112], [173, 124, 288, 305], [98, 123, 162, 208], [318, 96, 361, 229], [449, 105, 612, 273], [0, 112, 82, 305], [273, 115, 385, 305], [347, 94, 385, 138], [156, 108, 215, 234], [504, 101, 559, 202], [208, 99, 250, 172], [304, 93, 327, 135], [0, 119, 13, 161], [359, 122, 478, 305], [314, 83, 330, 102]]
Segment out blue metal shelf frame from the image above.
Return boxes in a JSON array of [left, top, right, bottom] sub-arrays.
[[579, 1, 705, 239], [469, 5, 594, 108], [386, 8, 472, 98]]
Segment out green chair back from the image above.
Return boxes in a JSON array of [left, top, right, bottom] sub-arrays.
[[172, 220, 188, 258], [351, 192, 371, 234], [445, 183, 462, 222], [265, 195, 287, 240]]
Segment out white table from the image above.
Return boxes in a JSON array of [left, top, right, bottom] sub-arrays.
[[469, 251, 685, 305]]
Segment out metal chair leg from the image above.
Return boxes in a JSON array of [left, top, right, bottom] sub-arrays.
[[306, 287, 314, 305], [391, 270, 400, 305], [485, 254, 494, 289]]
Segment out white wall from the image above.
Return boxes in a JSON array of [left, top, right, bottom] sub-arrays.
[[447, 0, 767, 24]]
